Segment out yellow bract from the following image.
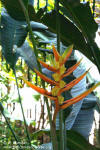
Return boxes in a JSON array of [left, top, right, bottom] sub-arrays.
[[22, 44, 100, 122], [59, 80, 66, 88], [52, 86, 60, 96], [59, 56, 64, 64], [59, 65, 66, 75], [58, 96, 64, 104], [53, 61, 60, 69], [52, 73, 61, 82]]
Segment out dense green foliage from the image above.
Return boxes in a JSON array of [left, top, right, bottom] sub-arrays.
[[0, 0, 100, 150]]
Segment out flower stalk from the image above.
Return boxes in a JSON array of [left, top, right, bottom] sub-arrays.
[[22, 44, 100, 122], [18, 1, 58, 150], [18, 1, 100, 150], [22, 44, 100, 149]]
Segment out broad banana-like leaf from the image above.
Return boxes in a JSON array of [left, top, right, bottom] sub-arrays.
[[36, 7, 47, 21], [41, 11, 91, 59], [1, 0, 36, 21], [29, 21, 48, 31], [59, 0, 100, 70], [0, 10, 27, 68], [59, 1, 98, 39], [34, 30, 56, 42], [41, 10, 100, 67], [16, 41, 39, 70], [0, 9, 48, 68], [33, 129, 100, 150]]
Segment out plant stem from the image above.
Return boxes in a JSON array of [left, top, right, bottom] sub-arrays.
[[55, 0, 65, 150], [18, 1, 58, 150], [13, 68, 32, 150], [18, 0, 41, 71], [64, 118, 67, 150], [42, 79, 58, 150], [59, 110, 64, 150], [45, 99, 58, 150]]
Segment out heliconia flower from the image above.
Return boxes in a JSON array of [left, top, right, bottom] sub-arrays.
[[22, 45, 100, 122]]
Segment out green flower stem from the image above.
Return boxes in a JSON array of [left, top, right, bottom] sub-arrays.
[[42, 47, 58, 150], [45, 98, 58, 150], [42, 79, 58, 150], [59, 110, 64, 150], [18, 0, 41, 72], [13, 68, 32, 150], [55, 0, 65, 150], [18, 1, 58, 150], [1, 111, 22, 150], [64, 118, 67, 150]]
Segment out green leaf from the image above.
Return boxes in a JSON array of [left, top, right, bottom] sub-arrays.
[[1, 0, 37, 21], [34, 30, 56, 41], [28, 4, 37, 21], [59, 0, 100, 70], [36, 7, 46, 21], [29, 21, 48, 31], [0, 10, 48, 69], [41, 10, 100, 66], [41, 11, 92, 60], [32, 129, 100, 150], [62, 44, 73, 59], [1, 0, 28, 21], [16, 40, 39, 70], [59, 6, 73, 21], [59, 1, 98, 39], [33, 94, 41, 101], [67, 130, 100, 150], [32, 129, 50, 139], [0, 11, 27, 68]]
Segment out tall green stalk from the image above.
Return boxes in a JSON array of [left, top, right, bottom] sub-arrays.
[[18, 1, 58, 150], [13, 68, 32, 150], [55, 0, 65, 150], [42, 79, 58, 150], [45, 97, 58, 150], [59, 110, 65, 150], [64, 118, 67, 150], [18, 0, 41, 71]]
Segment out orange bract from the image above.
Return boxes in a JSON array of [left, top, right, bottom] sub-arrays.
[[61, 82, 100, 109], [58, 69, 90, 95], [34, 69, 58, 86], [22, 45, 100, 122], [38, 59, 58, 72], [52, 45, 60, 61], [61, 58, 82, 78]]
